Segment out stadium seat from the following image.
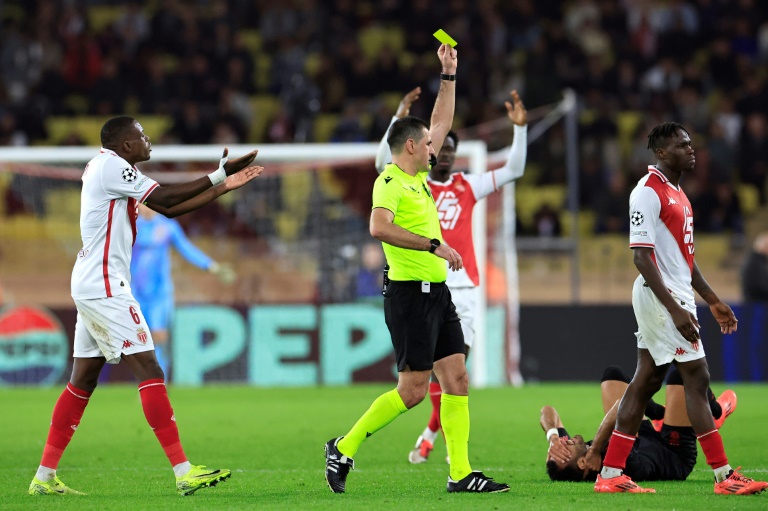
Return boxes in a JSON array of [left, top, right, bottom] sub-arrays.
[[45, 115, 172, 145], [248, 95, 280, 143], [254, 54, 272, 92], [313, 114, 340, 143], [738, 183, 760, 217], [238, 30, 263, 56], [87, 6, 124, 32], [515, 184, 566, 230], [617, 111, 643, 159]]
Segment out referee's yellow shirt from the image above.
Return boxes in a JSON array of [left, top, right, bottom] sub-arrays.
[[372, 163, 446, 282]]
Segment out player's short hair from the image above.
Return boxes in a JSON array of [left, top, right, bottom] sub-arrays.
[[445, 130, 459, 149], [387, 116, 430, 154], [101, 116, 138, 147], [546, 460, 598, 482], [647, 122, 689, 152]]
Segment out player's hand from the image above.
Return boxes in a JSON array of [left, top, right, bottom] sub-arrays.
[[434, 243, 462, 271], [396, 87, 421, 119], [671, 306, 701, 345], [547, 436, 570, 464], [584, 446, 602, 472], [505, 90, 527, 126], [437, 43, 457, 74], [223, 165, 263, 191], [222, 147, 259, 176], [710, 301, 738, 335], [209, 262, 236, 284]]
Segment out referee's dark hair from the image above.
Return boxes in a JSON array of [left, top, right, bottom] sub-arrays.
[[101, 116, 137, 148], [647, 122, 689, 153], [387, 116, 430, 154]]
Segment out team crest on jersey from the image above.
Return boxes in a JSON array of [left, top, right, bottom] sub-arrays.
[[136, 327, 148, 344], [630, 211, 644, 226], [122, 167, 138, 182]]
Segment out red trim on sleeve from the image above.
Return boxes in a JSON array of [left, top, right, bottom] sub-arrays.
[[140, 182, 159, 203], [491, 170, 497, 191], [630, 243, 655, 248], [103, 199, 116, 297]]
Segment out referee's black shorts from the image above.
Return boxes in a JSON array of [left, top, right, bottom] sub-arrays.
[[383, 280, 464, 372]]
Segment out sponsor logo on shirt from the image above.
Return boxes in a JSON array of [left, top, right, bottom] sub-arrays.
[[435, 191, 462, 230], [668, 197, 678, 205], [133, 176, 149, 190], [631, 230, 647, 237]]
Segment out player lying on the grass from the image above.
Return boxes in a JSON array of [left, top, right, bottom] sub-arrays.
[[28, 116, 262, 497], [541, 366, 737, 483]]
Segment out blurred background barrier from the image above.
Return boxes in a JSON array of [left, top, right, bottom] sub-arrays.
[[2, 302, 765, 386]]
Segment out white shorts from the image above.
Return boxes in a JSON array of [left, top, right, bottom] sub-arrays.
[[73, 294, 154, 364], [450, 287, 477, 348], [632, 275, 705, 366]]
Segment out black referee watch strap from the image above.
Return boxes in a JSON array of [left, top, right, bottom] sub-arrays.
[[429, 238, 441, 253], [440, 73, 456, 81]]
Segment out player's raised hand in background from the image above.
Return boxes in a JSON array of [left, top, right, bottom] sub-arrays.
[[437, 43, 457, 74], [221, 147, 259, 176], [505, 90, 527, 126], [396, 87, 421, 119]]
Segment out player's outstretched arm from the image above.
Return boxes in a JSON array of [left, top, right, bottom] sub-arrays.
[[429, 44, 457, 155], [692, 261, 738, 334], [147, 148, 259, 209], [374, 87, 421, 173], [146, 165, 263, 218]]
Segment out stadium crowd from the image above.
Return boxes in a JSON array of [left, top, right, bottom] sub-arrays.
[[1, 0, 767, 238]]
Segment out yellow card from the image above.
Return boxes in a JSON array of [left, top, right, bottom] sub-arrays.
[[433, 29, 457, 47]]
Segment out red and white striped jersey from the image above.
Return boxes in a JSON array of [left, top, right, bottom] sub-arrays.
[[629, 165, 695, 308], [428, 172, 498, 287], [71, 148, 159, 299]]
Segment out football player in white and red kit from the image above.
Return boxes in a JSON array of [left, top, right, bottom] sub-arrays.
[[594, 122, 767, 495], [375, 88, 527, 464], [28, 116, 263, 497]]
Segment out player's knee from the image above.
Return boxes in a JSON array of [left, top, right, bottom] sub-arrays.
[[601, 366, 629, 383], [400, 385, 428, 409]]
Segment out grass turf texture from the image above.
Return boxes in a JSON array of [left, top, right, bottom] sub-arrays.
[[1, 383, 766, 510]]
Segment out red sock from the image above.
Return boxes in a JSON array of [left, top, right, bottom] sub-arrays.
[[602, 430, 636, 471], [697, 429, 728, 469], [40, 383, 92, 469], [427, 381, 442, 432], [138, 379, 188, 466]]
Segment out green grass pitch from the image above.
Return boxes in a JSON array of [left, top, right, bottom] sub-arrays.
[[1, 383, 767, 510]]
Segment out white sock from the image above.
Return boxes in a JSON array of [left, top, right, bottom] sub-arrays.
[[173, 461, 192, 478], [714, 464, 732, 483], [600, 466, 622, 479], [35, 466, 56, 482], [421, 426, 438, 444]]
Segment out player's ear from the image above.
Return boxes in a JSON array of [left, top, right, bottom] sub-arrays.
[[576, 456, 587, 470]]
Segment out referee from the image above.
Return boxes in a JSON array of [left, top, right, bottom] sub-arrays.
[[324, 43, 509, 495]]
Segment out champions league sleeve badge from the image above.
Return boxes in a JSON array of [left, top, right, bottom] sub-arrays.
[[121, 167, 138, 182], [630, 210, 644, 226]]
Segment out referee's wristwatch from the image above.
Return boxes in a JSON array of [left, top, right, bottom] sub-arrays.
[[429, 238, 441, 254]]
